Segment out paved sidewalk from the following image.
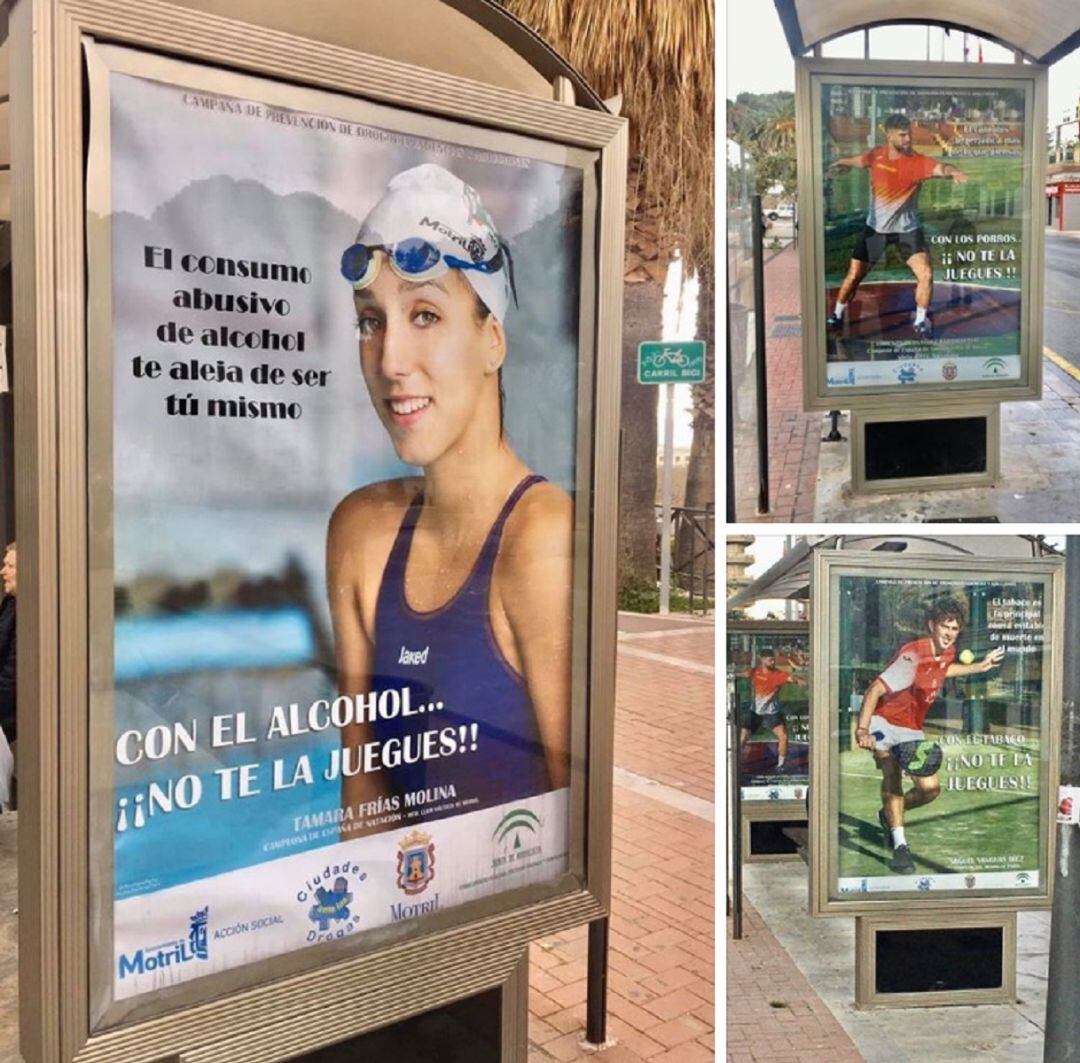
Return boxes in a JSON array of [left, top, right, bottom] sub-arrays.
[[726, 902, 862, 1063], [735, 861, 1050, 1062], [529, 613, 715, 1062], [733, 246, 822, 523]]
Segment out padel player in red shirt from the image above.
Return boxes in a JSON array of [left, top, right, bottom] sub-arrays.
[[827, 114, 969, 339], [737, 649, 806, 773], [855, 598, 1004, 874]]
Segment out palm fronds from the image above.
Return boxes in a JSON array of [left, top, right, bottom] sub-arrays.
[[501, 0, 714, 274]]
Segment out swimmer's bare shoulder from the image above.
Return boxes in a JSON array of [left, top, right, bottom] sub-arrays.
[[494, 479, 573, 784], [494, 481, 574, 613], [502, 480, 572, 553], [327, 476, 423, 630]]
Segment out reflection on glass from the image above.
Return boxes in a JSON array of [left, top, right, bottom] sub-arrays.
[[726, 139, 759, 510], [729, 630, 810, 801]]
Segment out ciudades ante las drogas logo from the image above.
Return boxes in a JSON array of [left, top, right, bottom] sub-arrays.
[[299, 859, 367, 943], [118, 906, 209, 980]]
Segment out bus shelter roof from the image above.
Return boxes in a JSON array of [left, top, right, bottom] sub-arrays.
[[727, 534, 1059, 609], [773, 0, 1080, 65], [0, 0, 606, 226]]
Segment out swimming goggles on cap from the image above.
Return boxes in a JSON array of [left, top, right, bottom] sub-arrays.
[[340, 237, 505, 288]]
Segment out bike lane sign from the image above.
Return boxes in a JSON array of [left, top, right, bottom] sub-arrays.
[[637, 340, 706, 384]]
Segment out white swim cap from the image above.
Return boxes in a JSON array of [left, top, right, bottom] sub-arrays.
[[346, 164, 513, 323]]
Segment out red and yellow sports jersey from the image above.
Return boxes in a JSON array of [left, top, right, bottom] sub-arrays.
[[874, 637, 955, 730], [859, 145, 938, 234], [749, 666, 792, 713]]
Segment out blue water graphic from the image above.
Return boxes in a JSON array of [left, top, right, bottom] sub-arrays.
[[115, 609, 315, 681]]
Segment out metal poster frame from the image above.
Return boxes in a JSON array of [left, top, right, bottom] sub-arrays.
[[796, 58, 1048, 412], [849, 400, 1001, 495], [11, 1, 627, 1059], [853, 909, 1017, 1009], [809, 550, 1064, 918]]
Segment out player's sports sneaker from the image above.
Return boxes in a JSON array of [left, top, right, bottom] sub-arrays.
[[878, 808, 893, 850], [826, 313, 844, 332], [890, 844, 916, 874], [913, 316, 934, 339]]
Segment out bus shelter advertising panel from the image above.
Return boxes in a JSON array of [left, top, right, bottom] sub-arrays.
[[810, 551, 1063, 916], [797, 60, 1047, 409], [728, 624, 809, 803], [85, 42, 601, 1025]]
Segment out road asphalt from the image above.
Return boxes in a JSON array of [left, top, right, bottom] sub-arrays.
[[1043, 231, 1080, 373]]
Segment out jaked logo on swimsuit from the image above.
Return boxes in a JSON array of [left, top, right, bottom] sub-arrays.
[[117, 906, 209, 980], [398, 644, 430, 665]]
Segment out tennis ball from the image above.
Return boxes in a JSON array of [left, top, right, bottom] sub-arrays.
[[959, 649, 975, 665]]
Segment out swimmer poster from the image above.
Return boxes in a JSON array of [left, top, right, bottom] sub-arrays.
[[809, 552, 1062, 917], [85, 43, 595, 1011], [727, 625, 810, 802], [797, 61, 1046, 407]]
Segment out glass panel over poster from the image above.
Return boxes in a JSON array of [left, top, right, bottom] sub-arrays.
[[812, 554, 1062, 915], [728, 627, 809, 803], [800, 63, 1045, 406], [85, 43, 597, 1023]]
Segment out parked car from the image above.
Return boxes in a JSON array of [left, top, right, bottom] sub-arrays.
[[767, 203, 796, 220]]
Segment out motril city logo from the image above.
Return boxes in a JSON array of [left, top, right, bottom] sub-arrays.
[[118, 906, 210, 980]]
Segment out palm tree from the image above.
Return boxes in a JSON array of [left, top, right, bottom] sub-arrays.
[[499, 0, 714, 598], [728, 93, 797, 196], [754, 98, 796, 156]]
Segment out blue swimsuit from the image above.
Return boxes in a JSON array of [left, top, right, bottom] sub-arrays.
[[370, 474, 553, 811]]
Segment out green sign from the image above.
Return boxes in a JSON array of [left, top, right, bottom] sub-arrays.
[[637, 340, 706, 384]]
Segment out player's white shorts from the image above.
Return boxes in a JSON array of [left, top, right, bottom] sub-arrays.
[[867, 715, 924, 752]]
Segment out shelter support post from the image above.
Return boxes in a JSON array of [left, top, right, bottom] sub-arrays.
[[751, 194, 769, 514], [729, 707, 744, 940], [1043, 537, 1080, 1060], [585, 918, 611, 1047]]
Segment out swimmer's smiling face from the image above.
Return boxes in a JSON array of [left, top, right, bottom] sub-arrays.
[[354, 258, 505, 468]]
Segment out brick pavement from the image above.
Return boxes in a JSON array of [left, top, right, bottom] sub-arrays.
[[528, 615, 715, 1062], [733, 246, 822, 522], [613, 632, 714, 803], [726, 902, 862, 1063]]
